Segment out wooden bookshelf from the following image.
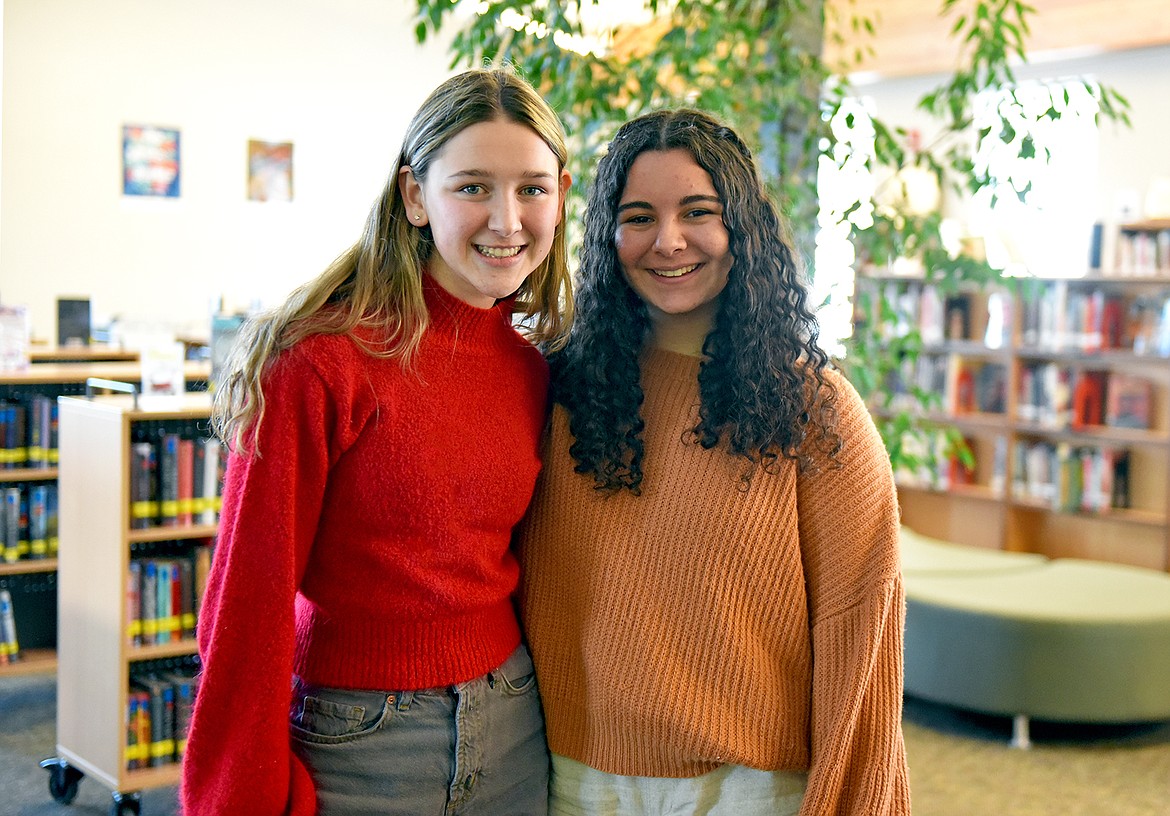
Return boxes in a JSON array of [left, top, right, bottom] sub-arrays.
[[859, 273, 1170, 572], [53, 393, 215, 806]]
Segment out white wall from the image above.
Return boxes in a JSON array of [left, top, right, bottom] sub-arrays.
[[0, 0, 453, 341]]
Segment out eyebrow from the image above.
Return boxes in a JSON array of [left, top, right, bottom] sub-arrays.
[[617, 193, 722, 213], [447, 169, 556, 180]]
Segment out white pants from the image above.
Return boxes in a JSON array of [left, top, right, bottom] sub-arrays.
[[549, 754, 807, 816]]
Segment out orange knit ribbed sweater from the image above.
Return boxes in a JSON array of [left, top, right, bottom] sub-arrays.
[[517, 346, 910, 815]]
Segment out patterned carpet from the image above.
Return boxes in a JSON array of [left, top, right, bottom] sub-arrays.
[[2, 674, 1168, 815]]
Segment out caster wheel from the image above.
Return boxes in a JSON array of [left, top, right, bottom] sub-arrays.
[[111, 790, 142, 816], [40, 758, 83, 805]]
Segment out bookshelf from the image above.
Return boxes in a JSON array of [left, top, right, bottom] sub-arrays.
[[49, 392, 217, 813], [0, 361, 210, 681], [858, 273, 1170, 573]]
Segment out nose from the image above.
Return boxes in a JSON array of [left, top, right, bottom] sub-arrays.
[[489, 195, 522, 237], [653, 218, 686, 255]]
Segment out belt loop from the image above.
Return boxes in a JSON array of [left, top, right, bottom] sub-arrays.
[[390, 690, 414, 711]]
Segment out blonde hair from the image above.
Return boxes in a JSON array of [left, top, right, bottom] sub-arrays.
[[213, 68, 573, 453]]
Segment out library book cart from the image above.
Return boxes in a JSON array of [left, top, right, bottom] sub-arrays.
[[1, 357, 210, 680], [43, 385, 218, 816]]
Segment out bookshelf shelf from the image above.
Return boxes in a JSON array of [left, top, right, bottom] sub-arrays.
[[53, 393, 217, 803], [128, 639, 198, 662], [0, 647, 58, 676], [0, 467, 59, 483], [860, 272, 1170, 572], [127, 525, 218, 544], [1, 558, 59, 576]]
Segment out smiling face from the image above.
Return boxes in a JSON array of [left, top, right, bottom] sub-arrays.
[[399, 117, 570, 308], [615, 149, 733, 347]]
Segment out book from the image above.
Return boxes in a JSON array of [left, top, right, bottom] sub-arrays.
[[158, 431, 180, 527], [126, 560, 143, 647], [1070, 370, 1107, 430], [28, 485, 49, 558], [176, 438, 194, 526], [130, 438, 158, 529], [0, 588, 20, 664], [165, 671, 196, 759], [1105, 373, 1153, 429], [140, 561, 158, 646], [125, 689, 151, 770], [3, 487, 20, 563], [56, 297, 91, 347], [973, 363, 1007, 414]]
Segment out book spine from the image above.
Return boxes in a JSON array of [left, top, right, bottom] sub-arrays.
[[130, 441, 157, 530], [177, 438, 194, 526], [3, 487, 20, 563], [179, 557, 196, 638], [126, 559, 143, 647], [155, 561, 171, 646], [158, 431, 180, 527], [46, 484, 59, 557], [0, 588, 20, 663], [201, 439, 223, 524], [141, 561, 158, 647], [28, 485, 48, 558]]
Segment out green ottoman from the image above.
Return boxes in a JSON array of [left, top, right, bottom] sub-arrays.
[[900, 530, 1170, 748]]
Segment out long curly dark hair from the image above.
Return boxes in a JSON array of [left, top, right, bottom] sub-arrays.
[[552, 108, 841, 493]]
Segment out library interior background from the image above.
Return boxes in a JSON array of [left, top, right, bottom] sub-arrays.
[[2, 1, 1170, 815]]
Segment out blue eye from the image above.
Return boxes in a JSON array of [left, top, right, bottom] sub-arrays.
[[459, 184, 484, 195]]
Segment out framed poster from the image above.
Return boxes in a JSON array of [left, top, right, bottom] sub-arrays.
[[247, 139, 294, 202], [123, 124, 181, 197]]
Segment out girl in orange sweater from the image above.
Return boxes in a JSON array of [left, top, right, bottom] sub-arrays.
[[517, 109, 910, 815]]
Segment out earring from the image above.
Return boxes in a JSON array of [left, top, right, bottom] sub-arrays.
[[413, 214, 421, 221]]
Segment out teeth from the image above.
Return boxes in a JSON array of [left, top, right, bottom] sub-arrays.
[[477, 245, 523, 258], [652, 264, 698, 278]]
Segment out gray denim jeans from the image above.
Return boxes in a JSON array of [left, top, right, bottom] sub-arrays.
[[289, 643, 549, 816]]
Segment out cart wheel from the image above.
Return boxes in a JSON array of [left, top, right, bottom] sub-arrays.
[[110, 790, 142, 816], [40, 758, 83, 805]]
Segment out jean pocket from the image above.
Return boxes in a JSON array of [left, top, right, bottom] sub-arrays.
[[495, 644, 538, 696], [289, 681, 392, 745]]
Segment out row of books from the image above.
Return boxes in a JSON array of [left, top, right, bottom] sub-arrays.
[[1011, 442, 1130, 513], [0, 395, 58, 469], [873, 282, 1012, 348], [126, 660, 200, 770], [2, 483, 59, 563], [130, 421, 225, 529], [871, 277, 1170, 357], [0, 588, 20, 664], [1114, 227, 1170, 277], [1019, 281, 1170, 356], [1018, 365, 1153, 431], [126, 543, 212, 648], [885, 353, 1009, 417]]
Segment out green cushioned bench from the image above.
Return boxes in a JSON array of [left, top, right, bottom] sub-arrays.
[[899, 528, 1170, 748]]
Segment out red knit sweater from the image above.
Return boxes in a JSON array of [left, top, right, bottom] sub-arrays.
[[180, 278, 549, 815]]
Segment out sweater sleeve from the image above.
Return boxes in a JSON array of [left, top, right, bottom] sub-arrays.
[[180, 348, 338, 816], [795, 372, 911, 816]]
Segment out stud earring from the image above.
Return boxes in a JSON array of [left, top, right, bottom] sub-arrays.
[[413, 214, 422, 221]]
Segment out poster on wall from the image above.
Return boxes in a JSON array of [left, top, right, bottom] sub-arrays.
[[247, 139, 294, 202], [122, 124, 181, 197]]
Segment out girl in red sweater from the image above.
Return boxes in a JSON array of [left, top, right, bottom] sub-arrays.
[[180, 68, 572, 816]]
